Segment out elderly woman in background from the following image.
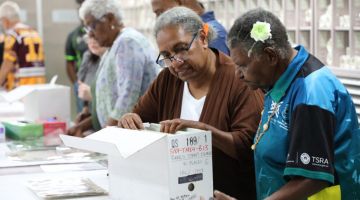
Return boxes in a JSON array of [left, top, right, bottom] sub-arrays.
[[73, 36, 106, 125], [215, 8, 360, 200], [118, 7, 263, 199], [67, 0, 159, 136]]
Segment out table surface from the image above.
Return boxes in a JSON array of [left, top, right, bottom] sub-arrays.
[[0, 169, 110, 199], [0, 141, 110, 199]]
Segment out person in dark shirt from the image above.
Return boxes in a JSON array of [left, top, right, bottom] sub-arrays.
[[65, 0, 88, 113]]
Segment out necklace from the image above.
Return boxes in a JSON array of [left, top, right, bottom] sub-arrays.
[[251, 103, 280, 150]]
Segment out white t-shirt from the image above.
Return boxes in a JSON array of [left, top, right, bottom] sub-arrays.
[[180, 82, 206, 121]]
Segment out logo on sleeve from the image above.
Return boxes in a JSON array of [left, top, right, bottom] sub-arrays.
[[300, 153, 311, 165]]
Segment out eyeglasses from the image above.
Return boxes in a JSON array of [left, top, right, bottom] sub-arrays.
[[83, 16, 106, 34], [156, 32, 198, 68]]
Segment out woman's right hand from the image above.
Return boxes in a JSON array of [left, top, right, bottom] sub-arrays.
[[118, 113, 144, 130]]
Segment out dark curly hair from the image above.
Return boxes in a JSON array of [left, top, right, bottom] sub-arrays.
[[228, 8, 291, 59]]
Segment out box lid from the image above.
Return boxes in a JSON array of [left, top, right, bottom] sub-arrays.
[[0, 84, 68, 102], [61, 126, 166, 158]]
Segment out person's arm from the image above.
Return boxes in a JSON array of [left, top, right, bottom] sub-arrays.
[[278, 95, 337, 198], [0, 35, 17, 86], [265, 177, 328, 200], [67, 116, 93, 137], [66, 61, 77, 84], [0, 58, 15, 86], [65, 32, 77, 84]]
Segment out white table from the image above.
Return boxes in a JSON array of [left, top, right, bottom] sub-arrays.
[[0, 169, 110, 199]]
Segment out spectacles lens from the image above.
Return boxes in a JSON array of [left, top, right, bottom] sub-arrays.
[[157, 59, 166, 67]]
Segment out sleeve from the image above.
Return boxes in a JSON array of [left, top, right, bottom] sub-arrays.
[[132, 69, 168, 123], [231, 82, 264, 163], [3, 34, 17, 63], [109, 37, 148, 120], [65, 32, 76, 61], [284, 104, 336, 184], [77, 51, 90, 82]]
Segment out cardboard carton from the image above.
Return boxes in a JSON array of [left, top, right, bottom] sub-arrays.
[[1, 84, 70, 123], [60, 125, 213, 200]]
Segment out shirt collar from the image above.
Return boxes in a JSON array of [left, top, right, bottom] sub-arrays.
[[269, 45, 309, 102], [200, 11, 215, 23]]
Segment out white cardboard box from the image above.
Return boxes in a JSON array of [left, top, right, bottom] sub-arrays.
[[60, 125, 213, 200], [0, 84, 70, 122]]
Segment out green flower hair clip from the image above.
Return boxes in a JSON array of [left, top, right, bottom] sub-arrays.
[[248, 21, 272, 57]]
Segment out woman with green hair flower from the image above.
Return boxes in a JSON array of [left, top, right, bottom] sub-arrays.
[[215, 8, 360, 200]]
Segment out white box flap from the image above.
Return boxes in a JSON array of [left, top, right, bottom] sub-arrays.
[[60, 134, 118, 155], [87, 127, 166, 158], [67, 127, 167, 158]]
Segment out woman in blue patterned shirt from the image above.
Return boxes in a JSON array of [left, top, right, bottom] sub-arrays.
[[67, 0, 159, 136]]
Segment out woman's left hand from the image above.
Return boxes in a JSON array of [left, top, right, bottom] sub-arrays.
[[160, 119, 207, 133]]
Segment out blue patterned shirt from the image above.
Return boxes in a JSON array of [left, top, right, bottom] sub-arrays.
[[95, 27, 159, 127]]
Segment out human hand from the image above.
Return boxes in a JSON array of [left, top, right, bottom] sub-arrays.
[[78, 81, 92, 101], [75, 107, 91, 124], [159, 119, 206, 134], [213, 190, 237, 200], [66, 124, 84, 137], [118, 113, 144, 130]]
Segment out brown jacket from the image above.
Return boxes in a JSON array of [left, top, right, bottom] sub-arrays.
[[133, 52, 263, 199]]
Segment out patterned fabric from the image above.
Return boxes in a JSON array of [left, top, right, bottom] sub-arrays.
[[3, 23, 45, 90], [254, 46, 360, 199], [95, 27, 159, 127]]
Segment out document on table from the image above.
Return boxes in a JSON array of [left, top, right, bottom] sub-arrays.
[[27, 177, 108, 199], [0, 143, 105, 168]]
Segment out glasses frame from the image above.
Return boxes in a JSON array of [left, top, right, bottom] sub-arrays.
[[156, 31, 199, 68]]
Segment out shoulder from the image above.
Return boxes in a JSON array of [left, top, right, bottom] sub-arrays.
[[114, 28, 155, 56], [291, 66, 347, 113]]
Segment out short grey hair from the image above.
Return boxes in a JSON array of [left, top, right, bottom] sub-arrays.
[[228, 8, 291, 59], [0, 1, 21, 21], [79, 0, 122, 23], [154, 7, 216, 43]]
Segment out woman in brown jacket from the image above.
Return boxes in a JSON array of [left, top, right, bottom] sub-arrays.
[[118, 7, 263, 199]]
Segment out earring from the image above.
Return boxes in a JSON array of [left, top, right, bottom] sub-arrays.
[[111, 25, 115, 30]]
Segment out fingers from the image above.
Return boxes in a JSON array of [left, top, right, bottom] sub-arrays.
[[160, 119, 182, 134], [125, 117, 138, 130], [74, 128, 83, 137], [214, 190, 236, 200], [118, 113, 144, 130], [132, 114, 144, 129], [66, 127, 77, 136], [169, 120, 180, 133]]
